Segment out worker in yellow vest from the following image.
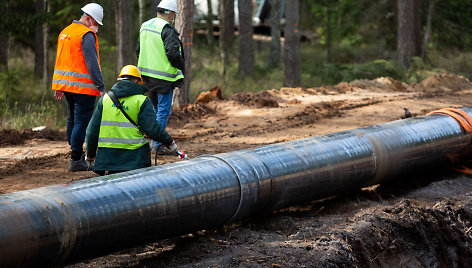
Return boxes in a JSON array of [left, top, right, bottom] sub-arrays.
[[85, 65, 179, 176], [52, 3, 106, 172], [137, 0, 184, 154]]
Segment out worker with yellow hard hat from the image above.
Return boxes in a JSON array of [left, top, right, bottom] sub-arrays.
[[85, 65, 179, 175]]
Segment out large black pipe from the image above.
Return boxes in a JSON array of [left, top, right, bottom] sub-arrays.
[[1, 107, 471, 267]]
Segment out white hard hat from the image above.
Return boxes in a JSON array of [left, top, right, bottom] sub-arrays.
[[81, 3, 104, 25], [158, 0, 178, 14]]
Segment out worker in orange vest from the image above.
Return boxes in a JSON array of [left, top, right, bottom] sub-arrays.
[[52, 3, 106, 172]]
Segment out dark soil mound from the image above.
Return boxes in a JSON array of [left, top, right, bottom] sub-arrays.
[[232, 91, 282, 108], [0, 129, 67, 147], [0, 154, 68, 178], [169, 104, 216, 125]]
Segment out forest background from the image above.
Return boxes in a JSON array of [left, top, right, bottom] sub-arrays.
[[0, 0, 471, 130]]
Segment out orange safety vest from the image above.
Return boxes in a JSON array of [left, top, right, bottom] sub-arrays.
[[52, 23, 101, 96]]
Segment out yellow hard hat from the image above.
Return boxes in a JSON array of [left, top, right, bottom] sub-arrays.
[[118, 65, 143, 85]]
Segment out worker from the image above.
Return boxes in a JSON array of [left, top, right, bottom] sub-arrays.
[[85, 65, 179, 176], [136, 0, 185, 154], [52, 3, 106, 172]]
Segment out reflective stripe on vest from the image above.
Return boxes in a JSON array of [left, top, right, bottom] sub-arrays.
[[138, 18, 184, 82], [52, 23, 101, 96], [98, 94, 148, 150]]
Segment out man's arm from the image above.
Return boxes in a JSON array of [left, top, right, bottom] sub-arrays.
[[82, 32, 105, 93], [161, 25, 185, 72], [138, 98, 173, 145]]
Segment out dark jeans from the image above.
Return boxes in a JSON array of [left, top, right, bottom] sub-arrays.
[[149, 88, 174, 148], [65, 92, 96, 160]]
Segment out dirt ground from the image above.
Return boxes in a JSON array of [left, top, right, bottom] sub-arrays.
[[2, 73, 472, 267]]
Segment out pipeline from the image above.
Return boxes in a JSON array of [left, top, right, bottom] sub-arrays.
[[1, 107, 472, 267]]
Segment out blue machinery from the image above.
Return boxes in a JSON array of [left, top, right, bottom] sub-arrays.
[[1, 107, 471, 267]]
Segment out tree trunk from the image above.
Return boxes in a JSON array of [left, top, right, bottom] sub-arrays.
[[0, 1, 9, 71], [422, 0, 436, 60], [284, 0, 301, 87], [238, 0, 254, 76], [101, 0, 115, 44], [138, 0, 146, 26], [397, 0, 421, 69], [219, 0, 235, 77], [150, 0, 162, 19], [268, 0, 281, 68], [34, 0, 47, 80], [115, 0, 134, 74], [43, 1, 50, 84], [175, 0, 194, 105], [326, 3, 332, 63], [205, 0, 215, 45], [0, 34, 8, 71]]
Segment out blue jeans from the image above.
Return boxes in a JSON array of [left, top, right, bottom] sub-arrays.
[[150, 89, 173, 148], [65, 92, 96, 159]]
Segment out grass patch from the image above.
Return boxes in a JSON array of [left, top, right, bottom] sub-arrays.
[[0, 101, 66, 130], [0, 58, 68, 130], [190, 42, 285, 101]]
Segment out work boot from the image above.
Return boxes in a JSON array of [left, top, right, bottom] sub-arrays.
[[69, 158, 90, 172]]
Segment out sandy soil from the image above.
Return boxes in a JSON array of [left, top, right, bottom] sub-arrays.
[[2, 73, 472, 267]]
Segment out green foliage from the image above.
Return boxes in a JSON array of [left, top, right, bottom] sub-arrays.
[[405, 57, 435, 84], [300, 0, 397, 53], [0, 64, 68, 130], [427, 50, 472, 79], [340, 59, 405, 82], [433, 1, 472, 50], [405, 52, 472, 84], [97, 39, 119, 90], [189, 43, 284, 101], [189, 42, 414, 102], [0, 69, 21, 102], [298, 44, 404, 87]]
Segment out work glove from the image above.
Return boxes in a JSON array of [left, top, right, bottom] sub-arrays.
[[166, 139, 178, 154]]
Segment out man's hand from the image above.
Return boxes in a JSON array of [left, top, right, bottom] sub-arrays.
[[85, 152, 95, 162], [166, 139, 178, 154], [54, 90, 64, 101], [99, 91, 106, 97]]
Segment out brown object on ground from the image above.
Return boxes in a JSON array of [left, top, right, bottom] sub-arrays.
[[210, 85, 224, 99], [195, 86, 225, 104], [2, 73, 472, 267]]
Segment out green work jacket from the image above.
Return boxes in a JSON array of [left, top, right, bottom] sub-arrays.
[[99, 94, 148, 150], [138, 17, 184, 82], [86, 80, 173, 172]]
